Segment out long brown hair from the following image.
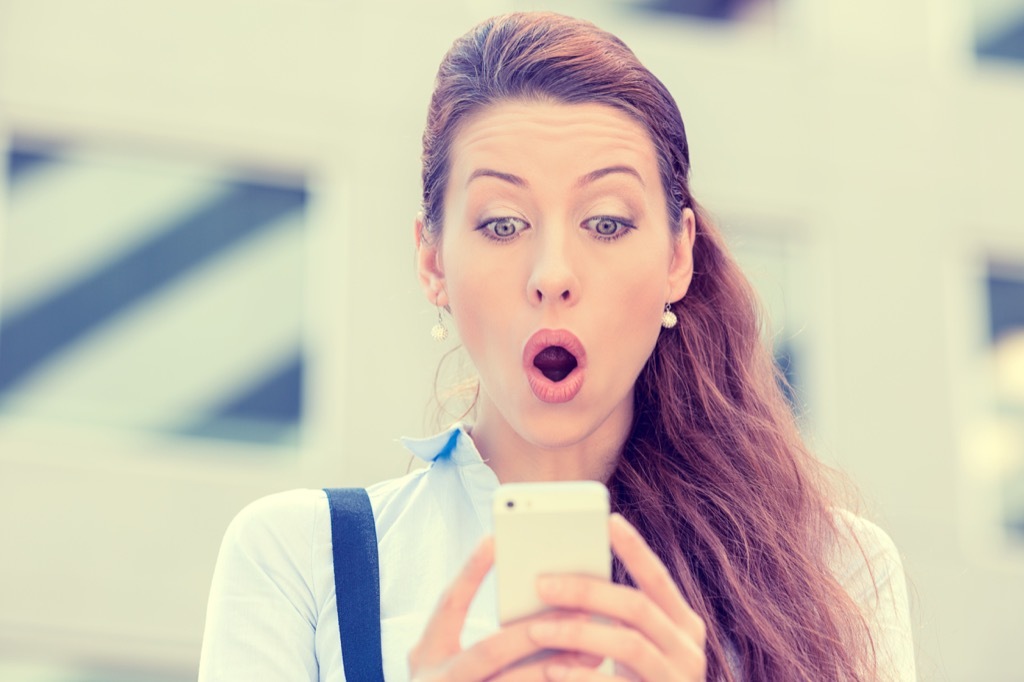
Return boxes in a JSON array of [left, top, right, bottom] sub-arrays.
[[421, 12, 875, 681]]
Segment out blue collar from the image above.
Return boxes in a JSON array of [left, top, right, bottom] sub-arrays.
[[400, 422, 487, 466], [401, 423, 498, 531]]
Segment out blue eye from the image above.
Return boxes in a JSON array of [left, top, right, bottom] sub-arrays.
[[479, 216, 528, 240], [584, 216, 633, 239]]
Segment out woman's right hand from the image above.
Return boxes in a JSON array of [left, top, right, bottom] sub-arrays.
[[408, 536, 602, 681]]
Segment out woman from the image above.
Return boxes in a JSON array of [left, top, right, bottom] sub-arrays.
[[199, 12, 914, 681]]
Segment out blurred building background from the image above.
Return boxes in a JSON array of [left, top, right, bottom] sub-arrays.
[[0, 0, 1022, 679]]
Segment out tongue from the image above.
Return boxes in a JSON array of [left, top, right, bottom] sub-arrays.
[[533, 346, 578, 382]]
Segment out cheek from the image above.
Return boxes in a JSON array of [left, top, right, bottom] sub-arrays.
[[605, 266, 668, 327], [594, 267, 668, 369], [442, 244, 519, 349]]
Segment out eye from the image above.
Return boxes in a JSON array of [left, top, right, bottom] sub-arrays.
[[479, 216, 529, 240], [584, 216, 633, 240]]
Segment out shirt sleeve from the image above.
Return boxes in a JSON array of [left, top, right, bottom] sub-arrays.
[[198, 490, 322, 682], [831, 510, 917, 681]]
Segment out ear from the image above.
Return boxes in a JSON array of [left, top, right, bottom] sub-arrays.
[[415, 213, 448, 306], [666, 207, 697, 302]]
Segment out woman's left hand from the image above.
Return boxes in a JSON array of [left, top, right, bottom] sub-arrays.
[[527, 513, 707, 681]]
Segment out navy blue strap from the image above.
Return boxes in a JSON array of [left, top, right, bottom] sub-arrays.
[[324, 488, 385, 681]]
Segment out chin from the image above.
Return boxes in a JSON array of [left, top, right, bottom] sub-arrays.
[[513, 396, 629, 451]]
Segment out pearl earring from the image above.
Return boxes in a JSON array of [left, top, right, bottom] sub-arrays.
[[661, 302, 678, 329], [431, 295, 449, 341]]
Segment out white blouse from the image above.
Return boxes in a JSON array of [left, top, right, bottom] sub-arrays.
[[198, 424, 916, 681]]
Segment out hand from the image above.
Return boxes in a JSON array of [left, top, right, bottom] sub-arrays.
[[408, 536, 604, 681], [526, 514, 707, 681]]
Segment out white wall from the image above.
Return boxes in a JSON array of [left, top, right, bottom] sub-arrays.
[[0, 0, 1022, 679]]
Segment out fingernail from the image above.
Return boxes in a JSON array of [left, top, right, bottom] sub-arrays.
[[547, 664, 569, 680], [536, 575, 562, 597]]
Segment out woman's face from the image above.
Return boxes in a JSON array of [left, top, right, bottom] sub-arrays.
[[417, 100, 695, 451]]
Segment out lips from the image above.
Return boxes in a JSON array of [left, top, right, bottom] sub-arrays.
[[523, 329, 587, 403]]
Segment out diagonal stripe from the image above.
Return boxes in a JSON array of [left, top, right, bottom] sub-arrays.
[[977, 16, 1024, 61], [990, 273, 1024, 342], [2, 214, 303, 429], [3, 149, 231, 314], [0, 181, 306, 393], [6, 148, 60, 186], [210, 351, 303, 424], [175, 351, 304, 444]]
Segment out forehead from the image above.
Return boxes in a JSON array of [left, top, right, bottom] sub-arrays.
[[449, 100, 659, 180]]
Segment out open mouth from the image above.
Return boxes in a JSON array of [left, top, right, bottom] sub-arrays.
[[532, 346, 579, 382], [523, 330, 587, 403]]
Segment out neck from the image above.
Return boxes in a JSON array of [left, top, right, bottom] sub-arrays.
[[469, 391, 632, 484]]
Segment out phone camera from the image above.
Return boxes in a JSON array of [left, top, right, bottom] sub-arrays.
[[506, 500, 515, 509]]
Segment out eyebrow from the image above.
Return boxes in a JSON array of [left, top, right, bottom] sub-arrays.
[[466, 169, 528, 187], [576, 165, 645, 189], [465, 164, 645, 189]]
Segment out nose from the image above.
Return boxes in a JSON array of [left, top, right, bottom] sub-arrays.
[[526, 227, 580, 306]]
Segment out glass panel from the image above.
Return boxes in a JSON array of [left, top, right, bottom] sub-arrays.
[[730, 231, 810, 414], [629, 0, 776, 24], [0, 140, 307, 445], [974, 0, 1024, 62], [987, 261, 1024, 539]]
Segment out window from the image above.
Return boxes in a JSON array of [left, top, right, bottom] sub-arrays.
[[627, 0, 776, 24], [0, 139, 307, 444], [729, 229, 813, 416], [986, 261, 1024, 540], [974, 0, 1024, 62]]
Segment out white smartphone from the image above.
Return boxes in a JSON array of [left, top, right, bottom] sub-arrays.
[[492, 480, 611, 625]]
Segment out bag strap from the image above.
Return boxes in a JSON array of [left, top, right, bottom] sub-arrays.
[[324, 487, 385, 682]]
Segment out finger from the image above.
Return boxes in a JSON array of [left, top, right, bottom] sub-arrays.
[[535, 573, 689, 659], [411, 535, 495, 665], [609, 514, 706, 643], [527, 619, 676, 681], [489, 651, 608, 682], [448, 618, 548, 680], [541, 664, 632, 682], [448, 612, 597, 681]]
